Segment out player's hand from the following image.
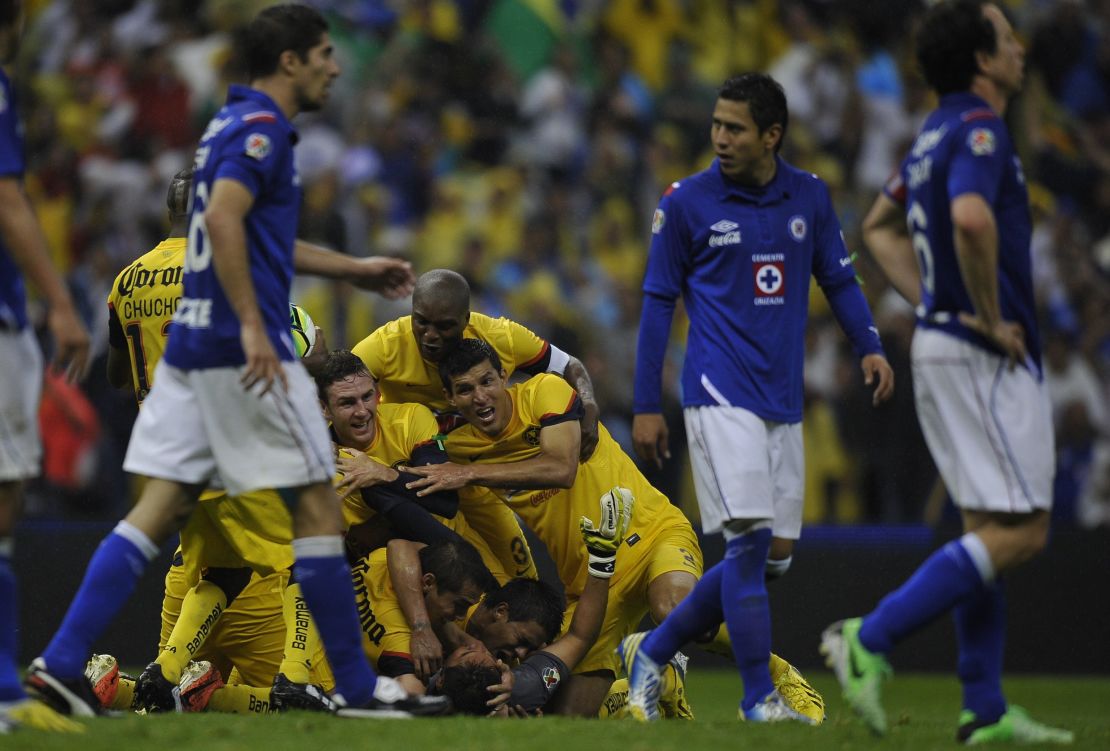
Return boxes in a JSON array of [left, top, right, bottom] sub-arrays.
[[860, 353, 894, 406], [580, 486, 634, 578], [632, 413, 670, 469], [410, 622, 443, 680], [336, 451, 399, 496], [240, 320, 286, 395], [485, 659, 514, 709], [400, 462, 474, 496], [579, 399, 600, 461], [47, 304, 91, 383], [958, 312, 1028, 370], [300, 325, 328, 377], [347, 256, 416, 300]]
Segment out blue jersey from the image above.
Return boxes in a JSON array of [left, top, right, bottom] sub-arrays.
[[0, 69, 29, 330], [886, 92, 1040, 370], [635, 158, 883, 423], [163, 85, 301, 369]]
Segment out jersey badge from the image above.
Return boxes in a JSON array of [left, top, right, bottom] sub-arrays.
[[523, 426, 540, 446], [542, 666, 561, 689], [651, 208, 665, 235], [788, 215, 807, 242], [753, 253, 786, 305], [245, 133, 272, 161], [968, 127, 995, 156]]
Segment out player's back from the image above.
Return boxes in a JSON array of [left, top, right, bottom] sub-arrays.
[[108, 238, 186, 403], [899, 93, 1039, 364]]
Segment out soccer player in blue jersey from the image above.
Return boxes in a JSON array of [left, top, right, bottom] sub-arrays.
[[821, 2, 1072, 743], [25, 4, 447, 719], [624, 72, 894, 722], [0, 0, 90, 734]]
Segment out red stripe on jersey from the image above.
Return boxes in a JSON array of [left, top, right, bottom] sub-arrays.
[[540, 393, 582, 423], [381, 651, 412, 660], [885, 171, 907, 205], [662, 181, 680, 197], [243, 111, 278, 123], [961, 108, 995, 123], [519, 341, 550, 368]]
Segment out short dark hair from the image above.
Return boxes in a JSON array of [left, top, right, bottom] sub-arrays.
[[419, 538, 497, 595], [916, 0, 996, 96], [482, 578, 565, 643], [245, 4, 329, 80], [167, 166, 193, 220], [718, 73, 789, 152], [438, 338, 502, 393], [438, 663, 502, 715], [315, 349, 372, 403]]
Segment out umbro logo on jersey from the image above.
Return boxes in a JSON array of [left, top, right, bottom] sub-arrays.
[[710, 220, 738, 233], [709, 220, 741, 247]]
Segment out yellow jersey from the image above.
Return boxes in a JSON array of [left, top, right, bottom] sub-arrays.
[[445, 374, 692, 595], [340, 401, 445, 528], [349, 548, 414, 676], [351, 313, 550, 431], [106, 238, 186, 405]]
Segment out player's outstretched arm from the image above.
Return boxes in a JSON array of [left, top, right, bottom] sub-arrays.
[[563, 355, 600, 461], [206, 178, 285, 394], [863, 191, 922, 307], [540, 487, 633, 670], [403, 421, 581, 496], [293, 239, 415, 299], [385, 538, 443, 679], [0, 177, 90, 381]]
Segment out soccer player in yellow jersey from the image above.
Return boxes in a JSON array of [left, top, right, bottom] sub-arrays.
[[351, 269, 601, 581], [405, 339, 701, 715]]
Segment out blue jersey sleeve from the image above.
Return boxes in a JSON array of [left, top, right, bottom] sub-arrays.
[[810, 178, 856, 288], [633, 291, 678, 414], [948, 120, 1007, 204], [0, 75, 25, 177], [642, 188, 690, 300], [213, 119, 289, 198]]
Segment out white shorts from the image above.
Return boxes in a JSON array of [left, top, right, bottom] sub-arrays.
[[683, 405, 804, 538], [911, 328, 1054, 513], [124, 361, 335, 496], [0, 328, 44, 482]]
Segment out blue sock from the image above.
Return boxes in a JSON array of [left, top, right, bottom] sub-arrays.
[[641, 561, 724, 664], [293, 536, 377, 706], [721, 527, 774, 712], [859, 533, 992, 654], [0, 539, 26, 702], [955, 579, 1007, 724], [41, 522, 159, 679]]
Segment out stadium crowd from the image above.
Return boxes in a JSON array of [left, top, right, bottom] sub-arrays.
[[9, 0, 1109, 529]]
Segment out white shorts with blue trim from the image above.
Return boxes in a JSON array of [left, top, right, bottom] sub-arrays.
[[683, 404, 804, 538], [124, 360, 335, 496], [0, 328, 43, 482], [911, 327, 1054, 513]]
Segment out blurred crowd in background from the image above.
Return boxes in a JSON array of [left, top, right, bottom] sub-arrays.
[[11, 0, 1110, 531]]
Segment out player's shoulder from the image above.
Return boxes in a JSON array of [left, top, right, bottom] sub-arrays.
[[109, 239, 186, 293], [379, 401, 437, 427], [517, 372, 573, 405], [354, 316, 412, 357], [466, 311, 516, 339], [659, 165, 718, 202], [777, 159, 831, 197]]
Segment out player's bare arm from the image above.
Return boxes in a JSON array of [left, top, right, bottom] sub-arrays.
[[863, 192, 922, 307], [632, 413, 671, 469], [205, 177, 286, 394], [293, 239, 415, 299], [336, 450, 400, 497], [564, 356, 600, 461], [0, 177, 90, 381], [950, 193, 1027, 366], [403, 421, 580, 496], [385, 538, 443, 679]]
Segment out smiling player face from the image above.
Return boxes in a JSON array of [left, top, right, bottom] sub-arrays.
[[323, 372, 379, 449], [446, 360, 512, 436]]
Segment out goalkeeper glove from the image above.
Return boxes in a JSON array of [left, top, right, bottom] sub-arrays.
[[579, 486, 634, 579]]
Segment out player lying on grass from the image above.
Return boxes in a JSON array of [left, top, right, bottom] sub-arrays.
[[404, 339, 823, 720]]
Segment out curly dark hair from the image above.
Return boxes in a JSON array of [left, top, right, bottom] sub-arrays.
[[438, 663, 503, 715], [315, 349, 373, 404], [438, 338, 503, 393], [419, 538, 497, 596], [481, 578, 565, 643], [916, 0, 997, 95]]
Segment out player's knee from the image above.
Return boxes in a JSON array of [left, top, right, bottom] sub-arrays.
[[203, 566, 253, 605], [764, 555, 792, 581]]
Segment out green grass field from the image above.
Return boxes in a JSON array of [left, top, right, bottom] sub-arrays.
[[6, 670, 1109, 750]]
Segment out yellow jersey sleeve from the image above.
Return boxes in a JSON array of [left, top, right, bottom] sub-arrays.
[[468, 313, 550, 376]]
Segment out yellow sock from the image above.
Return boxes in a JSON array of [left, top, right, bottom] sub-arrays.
[[599, 678, 630, 718], [113, 676, 136, 710], [278, 582, 318, 683], [155, 580, 228, 684], [206, 684, 273, 714]]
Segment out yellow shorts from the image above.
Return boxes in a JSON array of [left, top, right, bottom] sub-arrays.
[[179, 489, 294, 584], [161, 560, 287, 687], [457, 489, 537, 580], [567, 522, 703, 675]]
